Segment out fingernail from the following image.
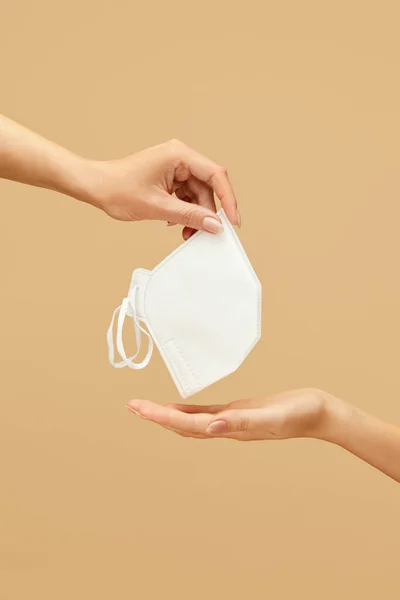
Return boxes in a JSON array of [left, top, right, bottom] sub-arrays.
[[207, 420, 228, 434], [236, 209, 242, 228], [203, 217, 224, 234]]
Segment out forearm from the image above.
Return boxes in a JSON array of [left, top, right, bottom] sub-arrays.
[[320, 395, 400, 483], [0, 114, 93, 203]]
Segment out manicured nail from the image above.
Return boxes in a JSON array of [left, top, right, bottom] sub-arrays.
[[236, 209, 241, 228], [203, 217, 224, 234], [207, 420, 228, 434]]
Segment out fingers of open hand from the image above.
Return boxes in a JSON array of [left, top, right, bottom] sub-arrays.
[[127, 400, 213, 436], [126, 401, 256, 440]]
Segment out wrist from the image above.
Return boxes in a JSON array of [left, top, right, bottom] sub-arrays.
[[52, 154, 102, 208], [70, 159, 115, 212], [315, 392, 360, 446]]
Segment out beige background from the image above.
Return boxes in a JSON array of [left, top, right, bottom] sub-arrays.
[[1, 1, 400, 598]]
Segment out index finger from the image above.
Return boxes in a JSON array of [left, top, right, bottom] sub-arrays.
[[182, 146, 239, 226]]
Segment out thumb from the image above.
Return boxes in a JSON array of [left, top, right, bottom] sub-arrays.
[[206, 410, 252, 436], [155, 193, 224, 234]]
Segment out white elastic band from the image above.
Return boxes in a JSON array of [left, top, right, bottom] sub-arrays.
[[107, 285, 153, 370]]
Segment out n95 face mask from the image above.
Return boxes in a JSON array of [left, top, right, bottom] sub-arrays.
[[107, 209, 262, 399]]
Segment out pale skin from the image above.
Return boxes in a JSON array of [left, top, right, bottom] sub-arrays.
[[0, 114, 240, 239], [1, 115, 399, 484], [127, 391, 400, 484]]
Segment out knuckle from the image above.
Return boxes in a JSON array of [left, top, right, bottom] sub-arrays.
[[180, 204, 199, 227], [237, 416, 249, 432], [309, 387, 328, 401], [216, 165, 228, 177], [208, 165, 228, 186], [174, 160, 190, 182], [168, 138, 185, 151]]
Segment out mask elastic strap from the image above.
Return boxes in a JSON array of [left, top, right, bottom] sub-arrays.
[[107, 285, 153, 370]]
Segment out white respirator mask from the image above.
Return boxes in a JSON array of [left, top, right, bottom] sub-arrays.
[[107, 209, 262, 398]]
